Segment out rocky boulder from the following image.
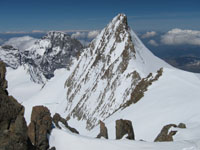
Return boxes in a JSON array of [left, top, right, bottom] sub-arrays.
[[154, 123, 186, 142], [97, 121, 108, 139], [178, 123, 186, 129], [116, 119, 135, 140], [52, 113, 79, 134], [28, 106, 52, 150]]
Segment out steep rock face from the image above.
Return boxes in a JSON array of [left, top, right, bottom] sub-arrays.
[[23, 31, 83, 81], [0, 31, 83, 84], [0, 61, 7, 91], [64, 14, 167, 130], [28, 106, 52, 150], [116, 119, 135, 140], [0, 61, 32, 150]]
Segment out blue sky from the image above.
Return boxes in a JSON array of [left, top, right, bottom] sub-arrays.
[[0, 0, 200, 32]]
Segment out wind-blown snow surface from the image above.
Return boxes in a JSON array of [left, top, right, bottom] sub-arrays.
[[5, 14, 200, 149]]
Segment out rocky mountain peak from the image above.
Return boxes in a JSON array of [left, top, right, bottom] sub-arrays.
[[64, 14, 165, 130], [110, 13, 128, 31], [42, 31, 69, 41]]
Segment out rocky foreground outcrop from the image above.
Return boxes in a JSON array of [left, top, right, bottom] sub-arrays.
[[154, 123, 186, 142], [28, 106, 52, 150], [52, 113, 79, 134], [116, 119, 135, 140], [0, 61, 56, 150], [0, 61, 34, 150], [96, 121, 108, 139]]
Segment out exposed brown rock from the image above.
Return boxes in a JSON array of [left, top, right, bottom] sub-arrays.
[[97, 121, 108, 139], [178, 123, 186, 128], [28, 106, 52, 150], [0, 61, 7, 91], [0, 61, 33, 150], [52, 113, 79, 134], [53, 113, 68, 129], [154, 123, 186, 142], [116, 119, 135, 140], [123, 68, 163, 108], [48, 147, 56, 150]]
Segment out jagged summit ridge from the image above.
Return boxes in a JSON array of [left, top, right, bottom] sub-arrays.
[[64, 13, 167, 130]]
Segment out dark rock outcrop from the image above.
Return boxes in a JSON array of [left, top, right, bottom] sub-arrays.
[[52, 113, 79, 134], [178, 123, 186, 128], [0, 61, 33, 150], [116, 119, 135, 140], [48, 147, 56, 150], [154, 123, 186, 142], [97, 121, 108, 139], [28, 106, 52, 150], [52, 113, 68, 129], [154, 124, 177, 142], [0, 61, 7, 92]]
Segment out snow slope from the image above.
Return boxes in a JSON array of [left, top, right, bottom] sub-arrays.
[[49, 128, 200, 150], [4, 13, 200, 150]]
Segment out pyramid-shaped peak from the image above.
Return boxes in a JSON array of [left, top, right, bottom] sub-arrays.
[[110, 13, 128, 29], [112, 13, 127, 21]]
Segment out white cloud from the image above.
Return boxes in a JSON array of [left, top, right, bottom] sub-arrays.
[[32, 30, 46, 33], [161, 28, 200, 46], [87, 30, 99, 39], [4, 31, 28, 34], [71, 32, 87, 39], [4, 36, 38, 51], [148, 40, 158, 46], [141, 31, 157, 39], [71, 30, 99, 39]]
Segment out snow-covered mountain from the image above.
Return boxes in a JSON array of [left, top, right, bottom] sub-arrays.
[[3, 14, 200, 150], [0, 31, 83, 83], [64, 13, 170, 130]]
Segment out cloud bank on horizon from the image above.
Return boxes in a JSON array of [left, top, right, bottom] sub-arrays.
[[1, 28, 200, 51], [140, 29, 200, 48], [161, 29, 200, 46], [141, 31, 157, 39]]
